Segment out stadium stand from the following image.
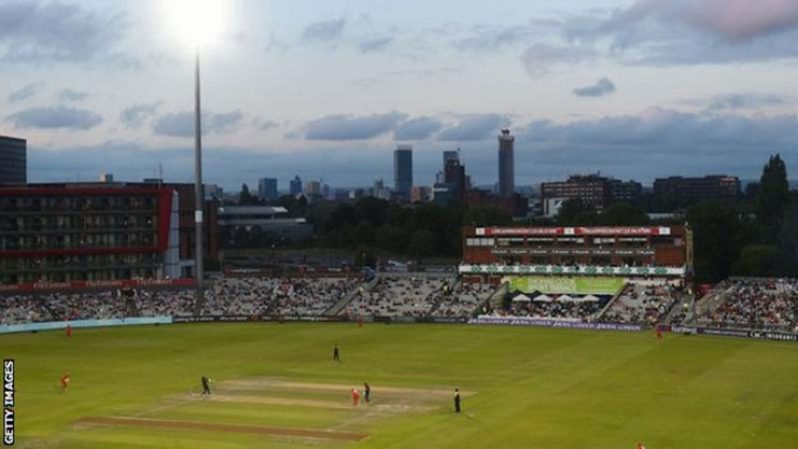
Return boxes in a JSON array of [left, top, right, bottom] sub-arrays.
[[342, 276, 453, 318], [692, 278, 798, 332], [272, 277, 359, 316], [0, 295, 54, 325], [432, 282, 494, 318], [600, 281, 683, 325], [202, 277, 280, 317]]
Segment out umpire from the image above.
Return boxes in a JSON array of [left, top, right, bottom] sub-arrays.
[[201, 376, 212, 396], [454, 388, 461, 413]]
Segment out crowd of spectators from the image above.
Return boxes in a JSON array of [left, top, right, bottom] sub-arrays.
[[202, 277, 279, 316], [343, 276, 452, 318], [433, 282, 494, 318], [134, 289, 196, 317], [0, 295, 54, 325], [695, 278, 798, 332], [0, 290, 130, 325], [0, 276, 364, 325], [272, 277, 359, 316], [601, 282, 681, 324]]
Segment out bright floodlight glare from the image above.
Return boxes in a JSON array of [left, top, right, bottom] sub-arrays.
[[162, 0, 228, 48]]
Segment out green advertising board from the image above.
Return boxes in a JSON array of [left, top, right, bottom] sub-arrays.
[[506, 276, 625, 295]]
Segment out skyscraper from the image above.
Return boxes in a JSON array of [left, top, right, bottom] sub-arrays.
[[436, 149, 466, 204], [393, 145, 413, 199], [498, 129, 515, 197], [443, 150, 459, 167], [289, 175, 302, 196], [258, 177, 278, 200], [0, 135, 27, 185]]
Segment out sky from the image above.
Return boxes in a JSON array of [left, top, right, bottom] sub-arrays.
[[1, 0, 798, 192]]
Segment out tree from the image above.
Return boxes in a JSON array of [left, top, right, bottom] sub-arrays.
[[755, 154, 789, 241], [556, 199, 593, 225], [732, 244, 785, 277], [354, 220, 376, 247], [463, 206, 512, 227], [325, 203, 356, 232], [597, 203, 649, 226], [688, 202, 746, 282], [354, 197, 389, 227], [744, 182, 761, 203], [410, 229, 438, 263], [239, 184, 255, 205], [778, 197, 798, 276], [376, 226, 410, 253]]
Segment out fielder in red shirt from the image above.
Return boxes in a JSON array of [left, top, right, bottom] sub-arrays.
[[60, 372, 71, 392], [351, 389, 360, 406]]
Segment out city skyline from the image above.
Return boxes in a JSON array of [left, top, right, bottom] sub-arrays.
[[1, 0, 797, 190]]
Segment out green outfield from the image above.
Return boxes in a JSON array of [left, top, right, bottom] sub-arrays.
[[3, 323, 798, 449]]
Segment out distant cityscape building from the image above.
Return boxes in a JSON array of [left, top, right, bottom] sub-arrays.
[[443, 150, 459, 166], [411, 186, 431, 203], [541, 174, 613, 211], [372, 179, 390, 200], [653, 175, 741, 205], [498, 129, 515, 198], [610, 179, 643, 204], [466, 189, 528, 217], [258, 177, 278, 201], [289, 175, 302, 196], [204, 184, 224, 201], [433, 149, 466, 204], [393, 145, 413, 199], [540, 174, 643, 215], [0, 135, 27, 185], [305, 180, 321, 196]]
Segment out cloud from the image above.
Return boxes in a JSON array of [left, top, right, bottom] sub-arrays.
[[8, 82, 44, 103], [507, 108, 798, 184], [208, 111, 244, 133], [259, 120, 279, 131], [0, 1, 128, 64], [521, 43, 597, 75], [304, 112, 407, 140], [6, 105, 102, 130], [454, 24, 534, 51], [302, 18, 347, 42], [264, 34, 290, 54], [59, 88, 89, 102], [438, 114, 510, 141], [359, 36, 393, 53], [691, 93, 789, 111], [152, 110, 244, 137], [604, 0, 798, 42], [573, 78, 616, 97], [517, 0, 798, 71], [120, 102, 162, 128], [519, 107, 798, 148], [394, 117, 444, 141]]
